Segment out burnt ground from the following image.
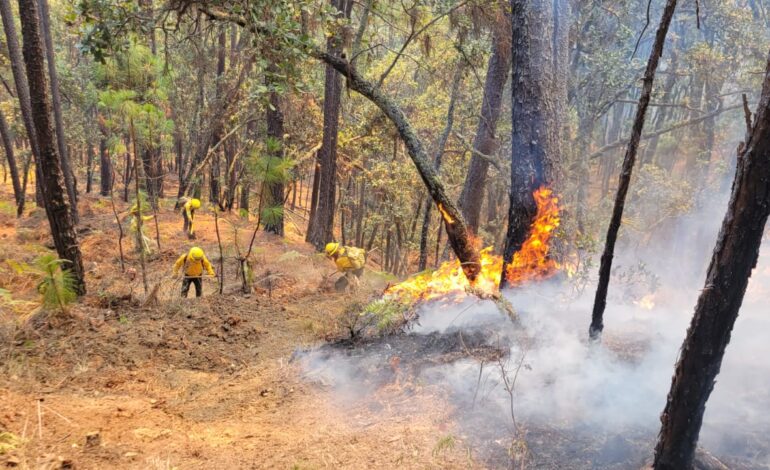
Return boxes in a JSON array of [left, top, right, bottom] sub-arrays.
[[2, 184, 769, 469]]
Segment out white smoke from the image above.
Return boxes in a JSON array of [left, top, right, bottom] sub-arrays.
[[298, 201, 770, 468]]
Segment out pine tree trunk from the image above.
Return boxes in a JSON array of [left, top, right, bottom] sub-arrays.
[[263, 69, 285, 236], [86, 142, 94, 193], [0, 0, 43, 207], [458, 30, 510, 234], [589, 0, 678, 339], [18, 0, 85, 294], [653, 49, 770, 470], [0, 109, 24, 215], [38, 0, 77, 222], [99, 138, 111, 196], [500, 0, 567, 289], [306, 0, 351, 249]]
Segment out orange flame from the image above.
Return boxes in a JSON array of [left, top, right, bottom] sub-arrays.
[[437, 203, 454, 224], [385, 186, 561, 303]]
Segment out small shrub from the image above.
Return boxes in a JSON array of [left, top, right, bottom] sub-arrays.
[[34, 254, 78, 313]]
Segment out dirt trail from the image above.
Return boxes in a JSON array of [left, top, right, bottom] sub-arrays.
[[0, 187, 476, 469]]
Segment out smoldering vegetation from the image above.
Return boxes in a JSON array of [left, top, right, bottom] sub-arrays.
[[298, 190, 770, 469]]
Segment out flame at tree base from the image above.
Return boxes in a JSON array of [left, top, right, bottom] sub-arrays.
[[385, 186, 561, 303]]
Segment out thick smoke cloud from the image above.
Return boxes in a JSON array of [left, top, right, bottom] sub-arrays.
[[299, 170, 770, 468]]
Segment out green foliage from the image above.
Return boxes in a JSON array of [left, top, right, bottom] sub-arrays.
[[363, 298, 410, 333], [33, 255, 78, 313], [260, 206, 285, 227], [0, 432, 20, 455], [0, 200, 16, 216]]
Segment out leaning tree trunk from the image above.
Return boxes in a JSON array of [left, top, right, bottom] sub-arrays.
[[653, 48, 770, 470], [500, 0, 567, 289], [0, 0, 43, 207], [38, 0, 78, 222], [18, 0, 85, 294], [589, 0, 678, 340], [0, 109, 24, 215], [198, 4, 483, 282], [263, 69, 285, 236], [306, 0, 351, 250], [458, 28, 511, 235]]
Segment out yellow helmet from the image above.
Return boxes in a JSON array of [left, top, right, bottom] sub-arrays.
[[324, 242, 339, 256], [189, 247, 204, 260], [190, 199, 201, 209]]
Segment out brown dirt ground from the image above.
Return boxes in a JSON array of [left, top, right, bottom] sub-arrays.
[[0, 183, 479, 469]]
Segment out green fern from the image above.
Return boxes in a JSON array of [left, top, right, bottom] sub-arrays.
[[34, 255, 78, 313]]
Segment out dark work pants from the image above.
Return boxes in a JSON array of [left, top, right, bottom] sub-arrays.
[[181, 277, 202, 298]]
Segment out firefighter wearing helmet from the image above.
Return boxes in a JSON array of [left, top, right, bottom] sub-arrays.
[[180, 198, 201, 239], [173, 246, 215, 298], [325, 242, 366, 291]]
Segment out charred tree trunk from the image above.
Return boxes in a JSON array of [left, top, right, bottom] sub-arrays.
[[0, 0, 43, 207], [458, 29, 511, 235], [18, 0, 85, 294], [263, 70, 285, 236], [209, 29, 226, 206], [419, 62, 463, 271], [306, 0, 352, 249], [500, 0, 567, 289], [589, 0, 678, 340], [99, 138, 111, 196], [38, 0, 78, 222], [0, 109, 23, 215], [653, 49, 770, 470]]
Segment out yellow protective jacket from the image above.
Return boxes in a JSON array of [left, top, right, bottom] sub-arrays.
[[183, 199, 198, 234], [334, 246, 366, 273], [173, 253, 215, 277]]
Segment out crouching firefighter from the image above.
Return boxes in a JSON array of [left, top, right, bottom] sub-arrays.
[[324, 242, 366, 291], [180, 198, 201, 239], [173, 246, 215, 298]]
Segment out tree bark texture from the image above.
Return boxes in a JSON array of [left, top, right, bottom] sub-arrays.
[[38, 0, 78, 222], [306, 0, 351, 250], [0, 108, 24, 215], [0, 0, 43, 206], [86, 142, 94, 193], [653, 49, 770, 470], [18, 0, 85, 294], [500, 0, 567, 289], [588, 0, 677, 339], [458, 30, 511, 234], [99, 138, 112, 196]]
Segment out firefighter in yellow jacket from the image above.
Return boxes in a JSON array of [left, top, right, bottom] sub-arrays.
[[181, 198, 201, 239], [173, 246, 215, 298], [325, 242, 366, 291]]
